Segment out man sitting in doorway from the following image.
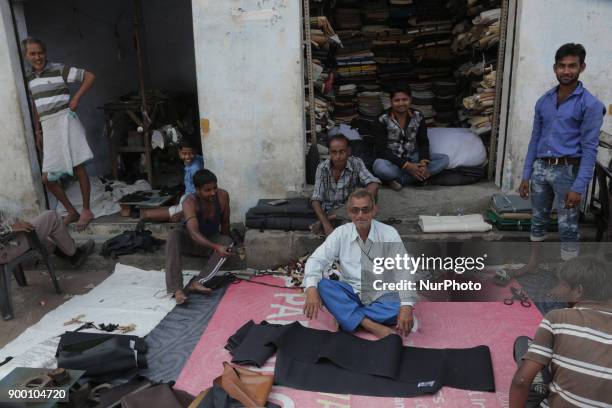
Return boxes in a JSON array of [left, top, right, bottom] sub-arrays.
[[303, 189, 417, 338], [141, 140, 204, 222], [1, 197, 95, 269], [509, 255, 612, 408], [311, 134, 381, 236], [372, 84, 449, 191], [22, 38, 97, 231], [165, 169, 232, 304]]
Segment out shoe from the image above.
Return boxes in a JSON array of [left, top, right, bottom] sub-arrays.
[[69, 240, 95, 268], [388, 180, 403, 191]]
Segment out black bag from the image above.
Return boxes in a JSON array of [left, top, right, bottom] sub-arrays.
[[245, 198, 317, 231], [100, 222, 164, 259], [306, 143, 320, 185], [428, 165, 486, 186]]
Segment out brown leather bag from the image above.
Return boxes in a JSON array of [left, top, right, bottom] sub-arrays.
[[189, 362, 273, 408], [121, 383, 194, 408]]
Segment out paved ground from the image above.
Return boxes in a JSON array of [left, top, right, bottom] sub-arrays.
[[0, 263, 111, 347]]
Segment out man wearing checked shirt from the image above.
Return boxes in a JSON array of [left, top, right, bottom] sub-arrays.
[[519, 43, 605, 268]]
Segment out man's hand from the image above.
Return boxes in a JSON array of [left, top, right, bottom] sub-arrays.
[[303, 286, 322, 319], [401, 162, 426, 181], [35, 129, 43, 152], [564, 191, 582, 209], [11, 221, 35, 233], [396, 305, 414, 336], [214, 244, 231, 257], [68, 97, 79, 111], [519, 180, 530, 199]]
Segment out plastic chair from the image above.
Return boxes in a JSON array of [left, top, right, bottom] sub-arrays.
[[0, 231, 61, 320]]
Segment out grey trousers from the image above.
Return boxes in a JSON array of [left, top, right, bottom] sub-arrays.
[[164, 227, 232, 293], [0, 211, 76, 264]]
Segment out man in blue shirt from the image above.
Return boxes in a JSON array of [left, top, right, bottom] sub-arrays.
[[519, 43, 605, 264]]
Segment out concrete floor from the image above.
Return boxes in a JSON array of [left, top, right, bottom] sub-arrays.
[[0, 264, 111, 347]]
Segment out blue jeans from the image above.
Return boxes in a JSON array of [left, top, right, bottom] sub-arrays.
[[317, 278, 400, 332], [530, 159, 580, 260], [372, 152, 450, 185]]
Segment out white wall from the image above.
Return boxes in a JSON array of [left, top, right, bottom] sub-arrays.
[[501, 0, 612, 192], [0, 1, 45, 216], [192, 0, 305, 221]]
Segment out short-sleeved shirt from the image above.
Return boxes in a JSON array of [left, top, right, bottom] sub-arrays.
[[25, 62, 85, 119], [311, 156, 380, 213], [522, 301, 612, 407], [184, 155, 205, 195]]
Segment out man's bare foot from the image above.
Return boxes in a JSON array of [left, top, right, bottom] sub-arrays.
[[75, 209, 94, 232], [175, 289, 188, 305], [188, 280, 213, 295], [63, 211, 80, 226], [361, 318, 397, 338]]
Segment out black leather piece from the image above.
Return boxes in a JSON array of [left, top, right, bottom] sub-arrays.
[[428, 166, 487, 186], [58, 337, 138, 378], [56, 332, 147, 382], [244, 216, 316, 232], [247, 198, 315, 217], [57, 331, 147, 355], [229, 322, 290, 367], [225, 320, 255, 352], [227, 322, 495, 397]]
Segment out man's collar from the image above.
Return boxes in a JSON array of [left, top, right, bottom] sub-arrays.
[[27, 61, 50, 76], [547, 81, 584, 97], [575, 300, 612, 313], [325, 157, 354, 173], [349, 220, 378, 243]]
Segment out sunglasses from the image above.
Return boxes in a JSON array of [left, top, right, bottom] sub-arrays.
[[349, 206, 373, 215]]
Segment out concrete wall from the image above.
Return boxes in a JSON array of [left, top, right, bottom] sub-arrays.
[[501, 0, 612, 192], [21, 0, 198, 176], [192, 0, 306, 222], [0, 1, 45, 216]]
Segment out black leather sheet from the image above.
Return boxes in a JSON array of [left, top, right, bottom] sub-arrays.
[[227, 321, 495, 397]]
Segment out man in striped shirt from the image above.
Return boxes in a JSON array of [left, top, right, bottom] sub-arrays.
[[510, 256, 612, 407], [23, 38, 96, 231]]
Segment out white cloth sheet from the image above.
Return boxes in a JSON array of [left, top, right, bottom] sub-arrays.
[[418, 214, 492, 233]]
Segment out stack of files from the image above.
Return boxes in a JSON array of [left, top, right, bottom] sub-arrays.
[[432, 80, 458, 126], [357, 91, 386, 119], [487, 193, 558, 231], [335, 8, 362, 30]]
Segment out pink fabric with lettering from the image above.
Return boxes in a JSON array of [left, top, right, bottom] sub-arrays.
[[175, 276, 542, 407]]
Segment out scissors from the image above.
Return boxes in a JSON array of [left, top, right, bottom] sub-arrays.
[[504, 287, 531, 307]]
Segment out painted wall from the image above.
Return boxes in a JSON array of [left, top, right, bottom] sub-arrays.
[[501, 0, 612, 192], [0, 1, 45, 216], [191, 0, 305, 222], [21, 0, 198, 176]]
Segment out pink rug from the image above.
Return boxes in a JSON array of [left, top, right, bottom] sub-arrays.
[[175, 277, 542, 407]]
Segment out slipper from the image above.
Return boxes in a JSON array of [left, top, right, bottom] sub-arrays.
[[513, 335, 532, 364], [493, 269, 511, 286]]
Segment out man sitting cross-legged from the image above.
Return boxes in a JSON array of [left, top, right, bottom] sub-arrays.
[[310, 134, 380, 236], [303, 188, 417, 338]]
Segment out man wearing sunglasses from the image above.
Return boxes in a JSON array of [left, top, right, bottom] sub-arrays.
[[303, 189, 417, 338]]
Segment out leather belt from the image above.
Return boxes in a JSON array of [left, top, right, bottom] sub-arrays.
[[540, 157, 581, 166]]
